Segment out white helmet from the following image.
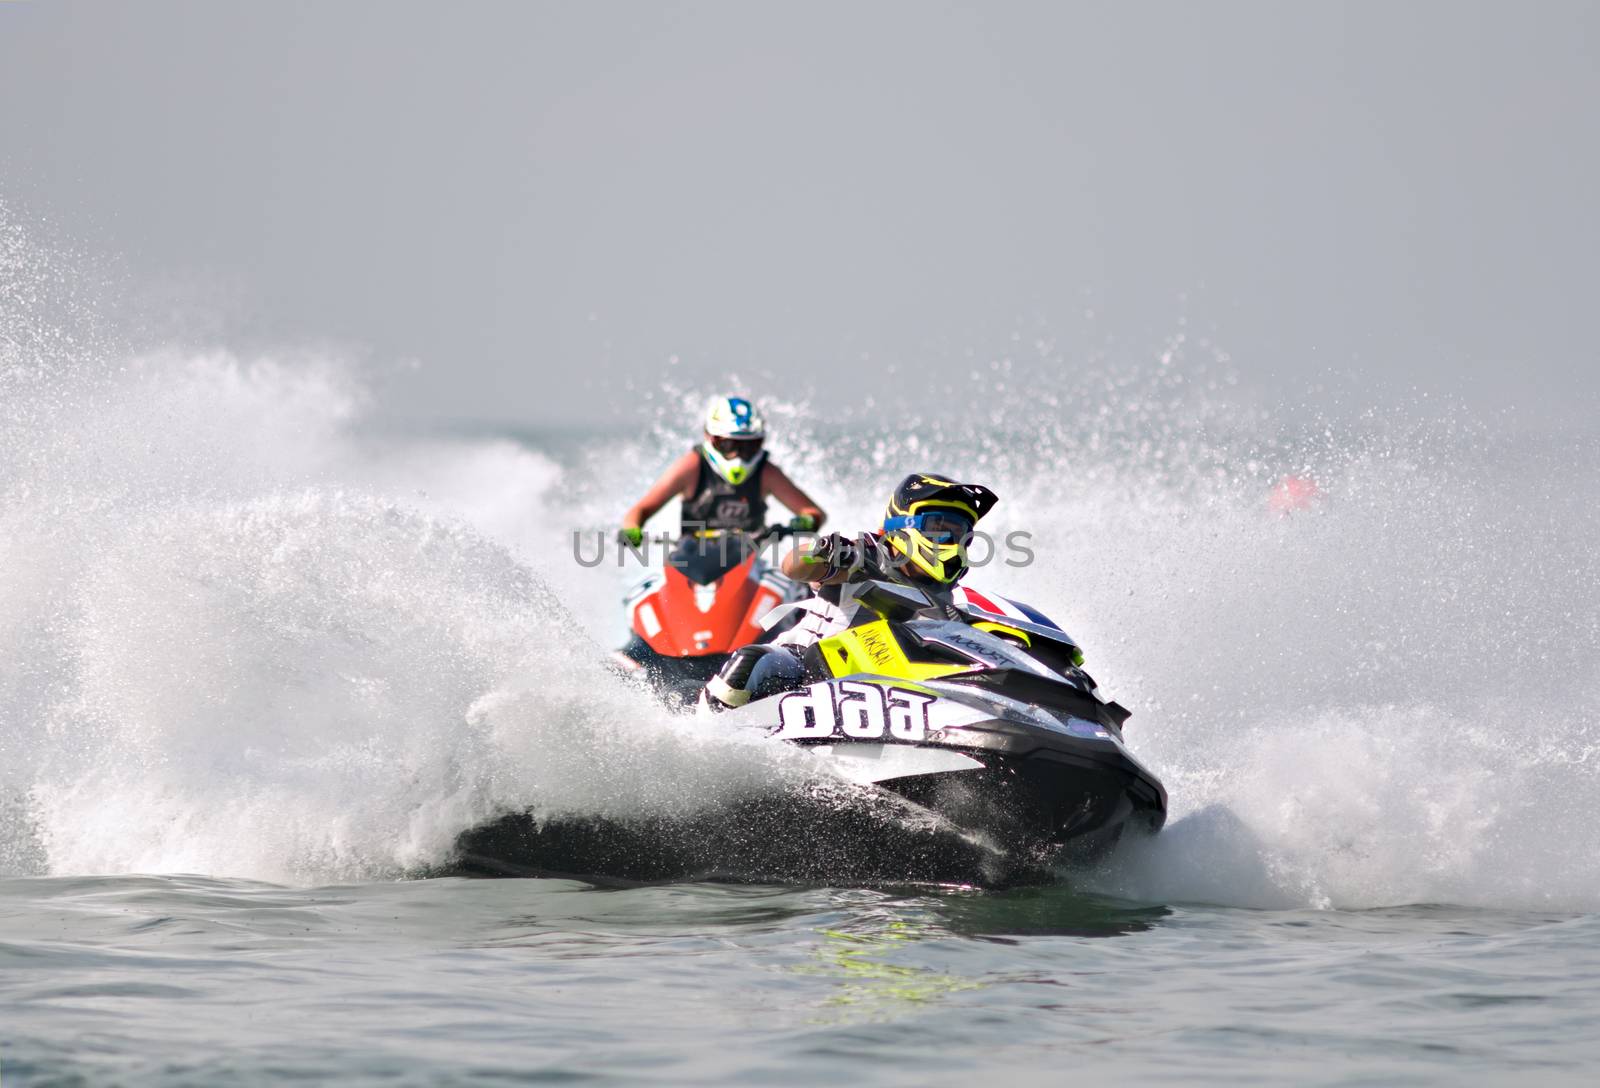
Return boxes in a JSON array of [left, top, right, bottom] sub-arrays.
[[701, 396, 766, 486], [703, 395, 765, 439]]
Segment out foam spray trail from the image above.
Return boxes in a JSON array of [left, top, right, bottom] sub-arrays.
[[0, 345, 859, 882]]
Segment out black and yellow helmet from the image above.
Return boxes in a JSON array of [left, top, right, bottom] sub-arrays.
[[882, 473, 999, 583]]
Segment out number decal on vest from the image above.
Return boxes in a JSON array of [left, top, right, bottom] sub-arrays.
[[775, 685, 936, 741]]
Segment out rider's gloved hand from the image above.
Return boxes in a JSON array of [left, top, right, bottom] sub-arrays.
[[788, 514, 817, 533], [618, 526, 644, 548], [801, 532, 857, 579]]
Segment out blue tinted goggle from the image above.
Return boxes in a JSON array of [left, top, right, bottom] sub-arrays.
[[883, 511, 975, 543]]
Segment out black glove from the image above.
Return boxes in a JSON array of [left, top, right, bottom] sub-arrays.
[[804, 533, 859, 579]]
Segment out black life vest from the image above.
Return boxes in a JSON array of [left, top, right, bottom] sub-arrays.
[[680, 446, 769, 534]]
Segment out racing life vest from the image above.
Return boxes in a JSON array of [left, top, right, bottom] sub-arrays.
[[680, 446, 769, 535]]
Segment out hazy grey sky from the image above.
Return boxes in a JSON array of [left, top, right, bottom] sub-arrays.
[[3, 1, 1596, 425]]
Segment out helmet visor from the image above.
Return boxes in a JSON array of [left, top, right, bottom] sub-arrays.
[[708, 435, 764, 459]]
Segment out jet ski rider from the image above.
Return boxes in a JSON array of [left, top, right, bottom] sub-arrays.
[[620, 395, 827, 551], [705, 472, 998, 709]]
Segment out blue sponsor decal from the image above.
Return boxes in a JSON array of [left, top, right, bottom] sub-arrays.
[[1009, 597, 1062, 630]]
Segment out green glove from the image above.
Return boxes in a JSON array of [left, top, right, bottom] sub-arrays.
[[619, 526, 644, 548], [789, 514, 818, 533]]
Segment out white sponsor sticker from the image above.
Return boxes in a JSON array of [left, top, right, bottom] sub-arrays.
[[774, 684, 937, 742]]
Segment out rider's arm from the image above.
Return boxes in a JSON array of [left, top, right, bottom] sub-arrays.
[[763, 464, 826, 529], [623, 450, 699, 531]]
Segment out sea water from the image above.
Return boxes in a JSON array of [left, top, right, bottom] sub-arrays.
[[4, 205, 1600, 1084]]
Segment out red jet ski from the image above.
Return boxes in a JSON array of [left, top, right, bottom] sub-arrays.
[[613, 526, 805, 704]]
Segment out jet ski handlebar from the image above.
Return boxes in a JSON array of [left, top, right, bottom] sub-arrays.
[[687, 524, 796, 543]]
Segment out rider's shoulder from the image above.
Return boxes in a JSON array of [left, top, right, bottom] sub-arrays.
[[673, 447, 705, 476]]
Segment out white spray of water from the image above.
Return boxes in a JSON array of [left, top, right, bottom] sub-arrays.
[[2, 206, 837, 881], [0, 351, 843, 882]]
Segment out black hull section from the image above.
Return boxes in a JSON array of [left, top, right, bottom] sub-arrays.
[[866, 683, 1170, 865], [875, 747, 1166, 867]]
